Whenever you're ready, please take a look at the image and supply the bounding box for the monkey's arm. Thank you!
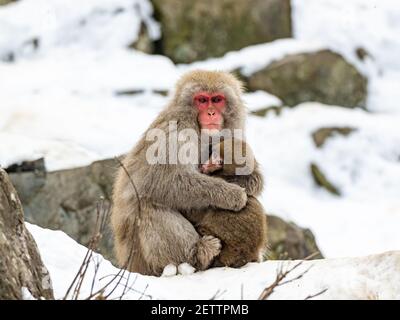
[221,163,264,196]
[143,165,247,212]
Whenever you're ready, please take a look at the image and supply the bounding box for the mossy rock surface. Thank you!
[0,169,54,300]
[151,0,292,63]
[312,127,356,148]
[266,215,323,260]
[0,0,17,5]
[310,163,341,196]
[248,50,368,108]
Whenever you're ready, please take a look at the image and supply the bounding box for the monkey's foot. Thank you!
[196,235,222,270]
[161,264,177,277]
[178,263,196,276]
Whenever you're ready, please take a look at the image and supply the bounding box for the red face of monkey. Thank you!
[194,92,226,131]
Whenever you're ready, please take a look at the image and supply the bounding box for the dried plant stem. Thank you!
[258,252,320,300]
[63,158,147,300]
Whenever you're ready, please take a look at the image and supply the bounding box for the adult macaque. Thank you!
[111,70,249,276]
[184,138,267,268]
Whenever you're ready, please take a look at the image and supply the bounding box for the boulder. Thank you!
[151,0,292,63]
[267,215,323,260]
[10,157,322,264]
[0,0,17,5]
[6,158,46,174]
[312,127,356,148]
[0,169,53,300]
[247,50,368,108]
[128,22,154,54]
[250,106,284,118]
[310,163,341,196]
[9,158,118,263]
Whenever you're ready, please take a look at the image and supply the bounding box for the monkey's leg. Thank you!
[140,207,221,275]
[191,235,222,271]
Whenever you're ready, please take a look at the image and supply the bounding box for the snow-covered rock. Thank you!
[0,0,160,61]
[247,50,367,108]
[28,223,400,300]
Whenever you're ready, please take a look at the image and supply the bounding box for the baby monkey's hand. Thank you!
[200,155,223,174]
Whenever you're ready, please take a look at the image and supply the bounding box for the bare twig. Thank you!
[258,252,319,300]
[90,256,101,297]
[138,284,150,300]
[63,200,108,300]
[210,289,227,300]
[62,158,147,300]
[304,288,328,300]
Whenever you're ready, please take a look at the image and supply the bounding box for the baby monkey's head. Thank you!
[200,138,255,176]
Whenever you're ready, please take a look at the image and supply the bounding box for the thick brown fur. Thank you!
[111,70,249,276]
[183,139,268,268]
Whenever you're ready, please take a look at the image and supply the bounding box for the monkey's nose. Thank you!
[208,110,215,116]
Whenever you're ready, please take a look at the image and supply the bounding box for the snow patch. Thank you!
[21,287,36,300]
[27,223,400,300]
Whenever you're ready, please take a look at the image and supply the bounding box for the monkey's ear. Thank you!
[228,71,247,93]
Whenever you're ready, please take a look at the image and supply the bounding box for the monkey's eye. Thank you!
[196,96,208,104]
[211,96,224,104]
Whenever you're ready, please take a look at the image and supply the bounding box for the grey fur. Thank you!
[111,70,248,276]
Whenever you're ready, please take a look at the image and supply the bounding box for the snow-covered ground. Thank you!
[27,223,400,300]
[1,0,400,266]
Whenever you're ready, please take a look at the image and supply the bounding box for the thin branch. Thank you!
[304,288,328,300]
[63,201,106,300]
[62,158,148,300]
[258,252,319,300]
[210,289,226,300]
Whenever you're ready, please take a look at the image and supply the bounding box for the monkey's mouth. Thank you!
[202,123,222,130]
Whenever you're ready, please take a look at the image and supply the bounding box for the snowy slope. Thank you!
[27,223,400,300]
[1,0,400,260]
[0,0,160,58]
[292,0,400,113]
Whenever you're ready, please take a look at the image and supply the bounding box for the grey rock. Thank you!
[151,0,292,63]
[0,169,54,300]
[9,158,120,263]
[0,0,17,6]
[310,163,341,196]
[267,215,323,260]
[247,50,368,108]
[5,157,46,174]
[312,127,356,148]
[128,22,154,54]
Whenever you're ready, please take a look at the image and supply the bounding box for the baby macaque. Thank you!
[184,138,268,268]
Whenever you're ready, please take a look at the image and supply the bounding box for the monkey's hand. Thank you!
[144,165,247,212]
[219,183,247,212]
[199,161,223,174]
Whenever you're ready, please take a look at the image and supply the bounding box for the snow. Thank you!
[242,91,282,112]
[161,264,178,277]
[27,223,400,300]
[250,103,400,257]
[292,0,400,113]
[292,0,400,73]
[0,0,400,286]
[0,0,160,60]
[181,38,325,76]
[177,263,196,276]
[21,287,37,300]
